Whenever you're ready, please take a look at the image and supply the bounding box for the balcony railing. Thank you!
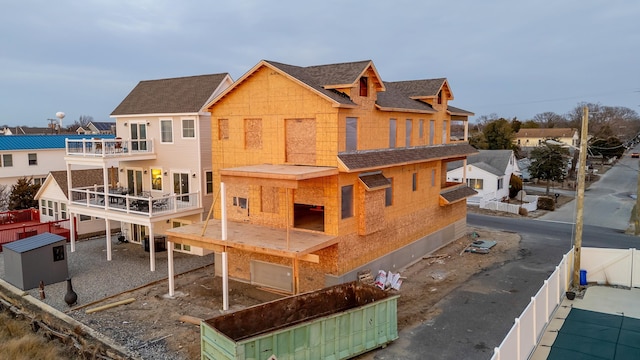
[66,138,154,157]
[69,185,199,217]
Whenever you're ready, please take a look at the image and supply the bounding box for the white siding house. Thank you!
[447,150,521,204]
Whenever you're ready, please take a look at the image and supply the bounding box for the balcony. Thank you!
[65,138,156,162]
[69,185,200,220]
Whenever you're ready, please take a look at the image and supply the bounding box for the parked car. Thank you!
[631,153,639,158]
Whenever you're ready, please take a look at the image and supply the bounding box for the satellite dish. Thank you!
[55,112,65,120]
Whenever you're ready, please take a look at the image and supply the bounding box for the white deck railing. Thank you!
[69,185,199,217]
[65,138,154,157]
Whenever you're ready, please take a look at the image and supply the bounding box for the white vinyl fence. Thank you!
[480,195,538,214]
[491,247,640,360]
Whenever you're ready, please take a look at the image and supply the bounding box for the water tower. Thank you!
[56,112,65,129]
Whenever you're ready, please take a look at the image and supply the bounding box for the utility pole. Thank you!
[636,158,640,235]
[573,106,588,286]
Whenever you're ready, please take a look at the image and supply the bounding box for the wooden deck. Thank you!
[166,219,338,263]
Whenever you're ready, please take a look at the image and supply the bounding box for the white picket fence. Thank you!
[480,195,539,214]
[491,247,640,360]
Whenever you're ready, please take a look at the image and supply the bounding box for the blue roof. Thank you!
[3,232,66,253]
[0,134,114,151]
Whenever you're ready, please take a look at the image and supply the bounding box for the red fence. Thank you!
[0,209,70,251]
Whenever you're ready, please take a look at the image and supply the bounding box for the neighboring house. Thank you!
[0,134,114,188]
[514,128,578,149]
[166,59,478,295]
[86,121,116,134]
[34,169,121,238]
[447,150,521,204]
[63,73,233,267]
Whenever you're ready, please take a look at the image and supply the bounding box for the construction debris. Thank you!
[463,240,497,255]
[374,270,403,291]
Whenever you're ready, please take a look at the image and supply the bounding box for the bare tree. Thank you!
[0,184,9,211]
[70,115,94,131]
[532,112,566,128]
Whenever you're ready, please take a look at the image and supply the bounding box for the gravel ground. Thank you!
[0,235,214,359]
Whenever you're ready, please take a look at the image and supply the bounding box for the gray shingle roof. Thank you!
[3,232,66,253]
[266,60,373,106]
[440,185,477,204]
[467,150,513,176]
[358,173,391,190]
[111,73,230,115]
[338,143,478,172]
[376,80,442,113]
[49,168,115,198]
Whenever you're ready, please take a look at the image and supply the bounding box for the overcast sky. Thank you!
[1,1,639,127]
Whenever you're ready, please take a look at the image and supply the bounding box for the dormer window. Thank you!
[360,77,368,97]
[437,90,443,104]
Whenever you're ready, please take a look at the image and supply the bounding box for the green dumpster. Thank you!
[201,282,399,360]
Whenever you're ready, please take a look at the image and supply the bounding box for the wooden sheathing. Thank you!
[357,185,386,235]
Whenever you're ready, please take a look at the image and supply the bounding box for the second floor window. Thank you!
[160,120,173,143]
[205,171,213,194]
[406,119,412,147]
[341,185,353,219]
[28,153,37,166]
[359,77,368,97]
[389,119,397,148]
[182,119,195,138]
[1,154,12,167]
[345,117,357,152]
[385,178,393,207]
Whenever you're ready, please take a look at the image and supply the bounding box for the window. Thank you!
[79,214,92,221]
[42,199,54,217]
[205,171,213,194]
[53,245,65,262]
[244,119,262,150]
[341,185,353,219]
[233,197,248,209]
[28,153,37,166]
[431,169,436,187]
[497,178,504,190]
[405,119,412,147]
[182,119,195,138]
[389,119,397,148]
[32,177,46,185]
[47,200,53,216]
[467,178,483,190]
[429,120,435,145]
[160,120,173,143]
[346,117,357,152]
[151,168,162,190]
[437,90,443,104]
[359,77,368,97]
[1,154,11,167]
[385,178,393,207]
[218,119,229,140]
[61,203,67,219]
[419,119,424,140]
[442,120,448,144]
[412,173,418,191]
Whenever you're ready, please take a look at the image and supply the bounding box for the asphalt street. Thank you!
[366,153,640,360]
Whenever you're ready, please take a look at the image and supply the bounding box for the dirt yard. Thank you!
[61,226,521,359]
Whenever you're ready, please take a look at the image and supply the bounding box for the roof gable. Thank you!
[111,73,231,116]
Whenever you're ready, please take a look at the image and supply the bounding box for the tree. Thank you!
[70,115,94,131]
[532,112,566,128]
[8,177,40,210]
[0,184,9,211]
[528,144,569,195]
[483,118,518,151]
[589,136,625,163]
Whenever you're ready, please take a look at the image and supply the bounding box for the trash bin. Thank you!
[579,269,587,285]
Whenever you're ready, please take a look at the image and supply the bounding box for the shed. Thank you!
[3,232,68,290]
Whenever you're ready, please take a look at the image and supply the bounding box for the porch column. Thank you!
[69,212,76,252]
[221,182,229,311]
[167,240,175,296]
[102,166,109,205]
[105,219,112,261]
[149,224,155,271]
